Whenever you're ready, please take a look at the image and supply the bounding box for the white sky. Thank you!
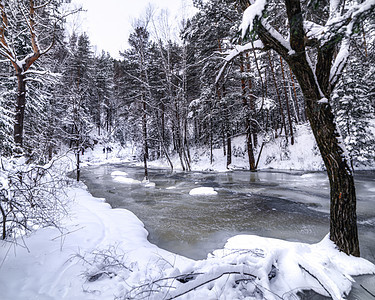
[69,0,197,59]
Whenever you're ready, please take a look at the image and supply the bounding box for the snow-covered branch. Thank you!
[329,37,350,87]
[215,40,264,84]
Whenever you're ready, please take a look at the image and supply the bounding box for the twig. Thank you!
[299,264,333,299]
[167,271,257,299]
[360,284,375,298]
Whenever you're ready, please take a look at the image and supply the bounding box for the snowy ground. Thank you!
[146,124,326,172]
[1,125,374,299]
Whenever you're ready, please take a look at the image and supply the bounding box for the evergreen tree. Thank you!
[0,0,72,154]
[333,30,375,168]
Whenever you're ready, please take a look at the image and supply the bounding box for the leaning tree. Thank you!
[224,0,375,256]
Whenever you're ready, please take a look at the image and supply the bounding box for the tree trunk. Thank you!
[142,96,149,179]
[288,57,360,257]
[279,56,294,145]
[238,0,360,256]
[267,51,287,138]
[14,71,27,151]
[143,152,148,180]
[76,150,80,182]
[226,133,232,168]
[241,53,256,170]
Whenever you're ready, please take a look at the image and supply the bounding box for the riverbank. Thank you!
[1,177,374,299]
[0,181,192,299]
[1,129,375,299]
[76,123,374,174]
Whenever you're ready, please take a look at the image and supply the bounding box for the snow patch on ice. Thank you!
[113,176,141,184]
[111,170,128,176]
[189,187,218,196]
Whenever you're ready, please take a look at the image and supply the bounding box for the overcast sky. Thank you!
[69,0,197,58]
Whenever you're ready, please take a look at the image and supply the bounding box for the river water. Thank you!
[80,164,375,259]
[80,164,375,298]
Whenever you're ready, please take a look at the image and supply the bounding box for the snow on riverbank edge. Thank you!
[0,183,191,300]
[1,181,373,299]
[1,142,374,299]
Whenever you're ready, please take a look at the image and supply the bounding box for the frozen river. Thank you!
[80,164,375,263]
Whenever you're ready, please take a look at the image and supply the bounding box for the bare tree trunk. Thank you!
[226,133,232,168]
[246,52,258,148]
[288,67,302,123]
[267,51,287,138]
[143,152,148,179]
[279,56,294,145]
[236,0,361,256]
[142,96,149,179]
[241,53,256,170]
[14,72,26,151]
[76,149,80,182]
[0,203,6,240]
[285,38,360,258]
[209,103,213,165]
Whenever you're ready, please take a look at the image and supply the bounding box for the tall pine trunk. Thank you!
[240,53,256,170]
[14,71,26,150]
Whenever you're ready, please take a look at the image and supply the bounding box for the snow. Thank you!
[330,37,350,86]
[144,124,325,172]
[0,184,191,300]
[1,182,373,300]
[110,171,128,176]
[113,176,141,184]
[125,234,375,299]
[240,0,267,38]
[1,130,374,299]
[216,40,264,84]
[304,21,325,41]
[142,178,156,188]
[189,187,218,196]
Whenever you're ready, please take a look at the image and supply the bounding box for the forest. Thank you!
[0,0,375,299]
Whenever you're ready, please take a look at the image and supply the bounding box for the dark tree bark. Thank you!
[14,72,27,149]
[237,0,363,256]
[267,51,287,137]
[142,96,149,179]
[240,53,256,170]
[279,56,294,145]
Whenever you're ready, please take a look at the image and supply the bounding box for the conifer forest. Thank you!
[0,1,375,299]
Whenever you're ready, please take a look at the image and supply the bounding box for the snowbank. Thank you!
[145,124,326,172]
[113,176,141,184]
[122,234,375,299]
[1,126,373,299]
[1,155,374,299]
[0,184,190,300]
[64,123,373,173]
[111,171,128,176]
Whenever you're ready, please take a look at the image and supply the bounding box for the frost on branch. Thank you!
[0,156,69,240]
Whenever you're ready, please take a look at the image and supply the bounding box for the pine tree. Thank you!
[333,32,375,168]
[0,0,73,154]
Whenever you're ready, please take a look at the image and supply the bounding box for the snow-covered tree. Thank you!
[0,0,73,154]
[231,0,375,256]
